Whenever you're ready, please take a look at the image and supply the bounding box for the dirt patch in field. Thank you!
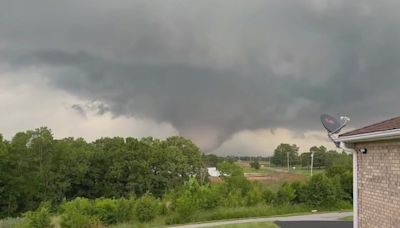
[244,172,306,184]
[209,172,306,185]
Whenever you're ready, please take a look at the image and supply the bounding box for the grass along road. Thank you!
[167,211,353,228]
[210,222,278,228]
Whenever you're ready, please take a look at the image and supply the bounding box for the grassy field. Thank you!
[210,222,278,228]
[229,161,326,191]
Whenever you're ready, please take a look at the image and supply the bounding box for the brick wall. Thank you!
[355,140,400,228]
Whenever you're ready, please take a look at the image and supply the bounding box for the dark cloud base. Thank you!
[2,0,400,150]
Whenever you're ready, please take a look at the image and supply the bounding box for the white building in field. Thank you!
[207,167,221,177]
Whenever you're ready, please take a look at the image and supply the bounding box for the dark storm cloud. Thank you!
[2,0,400,150]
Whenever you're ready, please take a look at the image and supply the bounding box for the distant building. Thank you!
[207,167,221,177]
[339,116,400,228]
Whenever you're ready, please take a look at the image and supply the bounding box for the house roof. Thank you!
[340,116,400,137]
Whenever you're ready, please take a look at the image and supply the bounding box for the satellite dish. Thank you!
[320,114,342,133]
[320,114,350,148]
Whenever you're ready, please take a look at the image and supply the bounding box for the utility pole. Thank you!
[287,151,290,171]
[310,152,314,176]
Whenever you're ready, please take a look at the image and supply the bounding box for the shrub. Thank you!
[222,189,244,207]
[217,161,243,177]
[92,198,117,225]
[245,184,263,206]
[306,173,338,207]
[340,171,353,201]
[134,194,158,222]
[175,194,196,221]
[274,183,295,205]
[23,204,53,228]
[262,188,275,205]
[197,185,220,210]
[115,197,135,223]
[291,182,308,204]
[60,198,99,228]
[250,161,261,170]
[174,178,201,219]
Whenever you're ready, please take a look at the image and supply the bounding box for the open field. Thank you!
[210,161,326,191]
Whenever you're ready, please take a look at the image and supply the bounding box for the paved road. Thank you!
[276,221,352,228]
[167,211,353,228]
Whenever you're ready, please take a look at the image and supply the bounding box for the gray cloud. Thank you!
[2,0,400,151]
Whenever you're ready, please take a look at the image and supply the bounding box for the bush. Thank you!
[197,185,220,210]
[22,204,53,228]
[174,178,201,219]
[274,183,295,205]
[245,184,263,206]
[306,173,338,207]
[291,182,308,204]
[222,189,244,207]
[115,197,135,223]
[134,194,159,222]
[92,198,117,225]
[60,198,99,228]
[262,188,275,205]
[250,161,261,170]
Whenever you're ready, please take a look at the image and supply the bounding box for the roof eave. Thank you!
[338,128,400,143]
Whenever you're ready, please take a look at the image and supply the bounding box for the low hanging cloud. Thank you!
[2,0,400,151]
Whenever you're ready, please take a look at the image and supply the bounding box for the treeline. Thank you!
[0,127,206,218]
[271,144,352,169]
[202,155,269,167]
[19,161,352,228]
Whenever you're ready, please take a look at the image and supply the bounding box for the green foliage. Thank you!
[173,178,220,220]
[22,204,53,228]
[249,161,261,170]
[274,183,295,205]
[115,198,136,223]
[92,198,118,225]
[0,127,354,226]
[166,204,312,225]
[134,194,159,223]
[271,144,299,167]
[262,188,275,205]
[0,128,205,218]
[60,198,98,228]
[58,197,137,227]
[217,161,243,177]
[202,154,223,167]
[290,182,308,204]
[245,184,263,206]
[222,189,245,207]
[306,174,339,207]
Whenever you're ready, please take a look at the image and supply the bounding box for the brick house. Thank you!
[338,116,400,228]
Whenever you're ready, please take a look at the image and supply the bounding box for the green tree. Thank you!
[271,144,299,167]
[250,160,261,170]
[309,146,327,168]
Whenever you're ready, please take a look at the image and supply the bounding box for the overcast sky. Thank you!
[1,0,400,156]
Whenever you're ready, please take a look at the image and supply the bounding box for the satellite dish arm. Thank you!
[327,116,350,148]
[328,132,340,148]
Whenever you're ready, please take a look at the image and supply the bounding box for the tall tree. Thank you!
[271,144,299,167]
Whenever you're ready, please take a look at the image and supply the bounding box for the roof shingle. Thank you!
[339,116,400,137]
